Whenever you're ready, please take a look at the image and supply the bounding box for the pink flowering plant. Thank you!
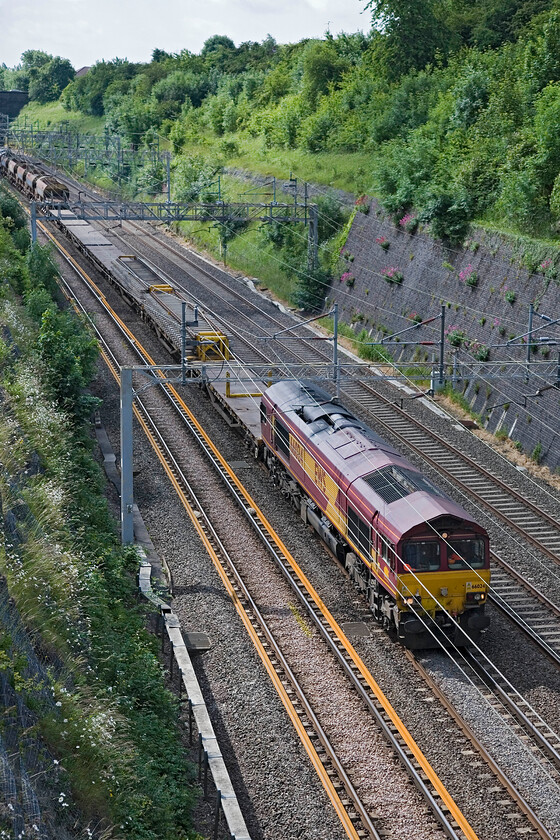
[459,264,478,287]
[469,341,490,361]
[382,265,404,284]
[445,326,466,347]
[375,236,390,250]
[340,271,355,287]
[399,213,418,233]
[539,258,557,279]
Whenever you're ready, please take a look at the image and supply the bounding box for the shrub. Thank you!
[472,343,490,361]
[420,192,471,243]
[356,195,370,214]
[495,428,508,441]
[447,329,466,347]
[399,212,418,233]
[505,289,517,303]
[531,441,543,464]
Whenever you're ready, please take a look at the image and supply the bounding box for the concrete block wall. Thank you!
[328,199,560,470]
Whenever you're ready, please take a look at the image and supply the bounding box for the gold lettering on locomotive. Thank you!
[290,436,305,467]
[313,461,327,496]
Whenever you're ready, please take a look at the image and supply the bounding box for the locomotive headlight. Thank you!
[405,597,414,605]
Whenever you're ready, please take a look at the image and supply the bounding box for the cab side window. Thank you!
[381,536,396,570]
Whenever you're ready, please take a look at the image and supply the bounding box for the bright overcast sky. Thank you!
[0,0,369,69]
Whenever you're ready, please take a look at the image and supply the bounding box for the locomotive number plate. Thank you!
[466,581,486,591]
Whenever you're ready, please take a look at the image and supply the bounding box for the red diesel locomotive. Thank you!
[261,380,490,649]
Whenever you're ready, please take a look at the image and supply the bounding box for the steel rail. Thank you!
[43,217,377,840]
[406,651,555,840]
[37,216,481,840]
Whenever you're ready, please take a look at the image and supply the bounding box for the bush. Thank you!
[420,192,472,243]
[292,264,329,312]
[459,264,478,286]
[447,329,466,347]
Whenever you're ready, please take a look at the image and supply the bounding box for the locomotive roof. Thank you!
[264,380,480,538]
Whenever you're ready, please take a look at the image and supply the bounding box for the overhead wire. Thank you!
[208,344,560,741]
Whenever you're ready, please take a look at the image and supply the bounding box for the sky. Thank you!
[0,0,369,69]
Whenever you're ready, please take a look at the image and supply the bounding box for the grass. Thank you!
[12,101,105,134]
[179,216,298,301]
[184,131,374,195]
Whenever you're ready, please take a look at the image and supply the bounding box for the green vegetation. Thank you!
[1,49,75,103]
[0,188,197,838]
[7,2,560,246]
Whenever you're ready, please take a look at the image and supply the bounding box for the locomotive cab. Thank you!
[395,522,490,649]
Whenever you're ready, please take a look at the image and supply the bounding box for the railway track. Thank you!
[108,225,560,674]
[41,218,480,840]
[409,651,556,840]
[56,205,560,685]
[460,647,560,779]
[27,192,560,836]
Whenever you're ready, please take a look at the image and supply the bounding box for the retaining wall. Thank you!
[329,200,560,470]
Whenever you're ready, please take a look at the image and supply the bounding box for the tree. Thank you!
[301,40,349,109]
[364,0,452,77]
[152,48,171,63]
[28,56,75,103]
[21,49,51,69]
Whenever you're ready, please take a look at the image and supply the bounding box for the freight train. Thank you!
[0,148,69,202]
[0,149,491,649]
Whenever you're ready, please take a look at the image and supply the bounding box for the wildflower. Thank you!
[459,264,478,286]
[381,266,404,284]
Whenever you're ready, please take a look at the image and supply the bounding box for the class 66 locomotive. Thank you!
[0,147,70,203]
[260,380,491,650]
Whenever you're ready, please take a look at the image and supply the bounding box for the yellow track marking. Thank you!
[37,220,361,839]
[40,217,480,840]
